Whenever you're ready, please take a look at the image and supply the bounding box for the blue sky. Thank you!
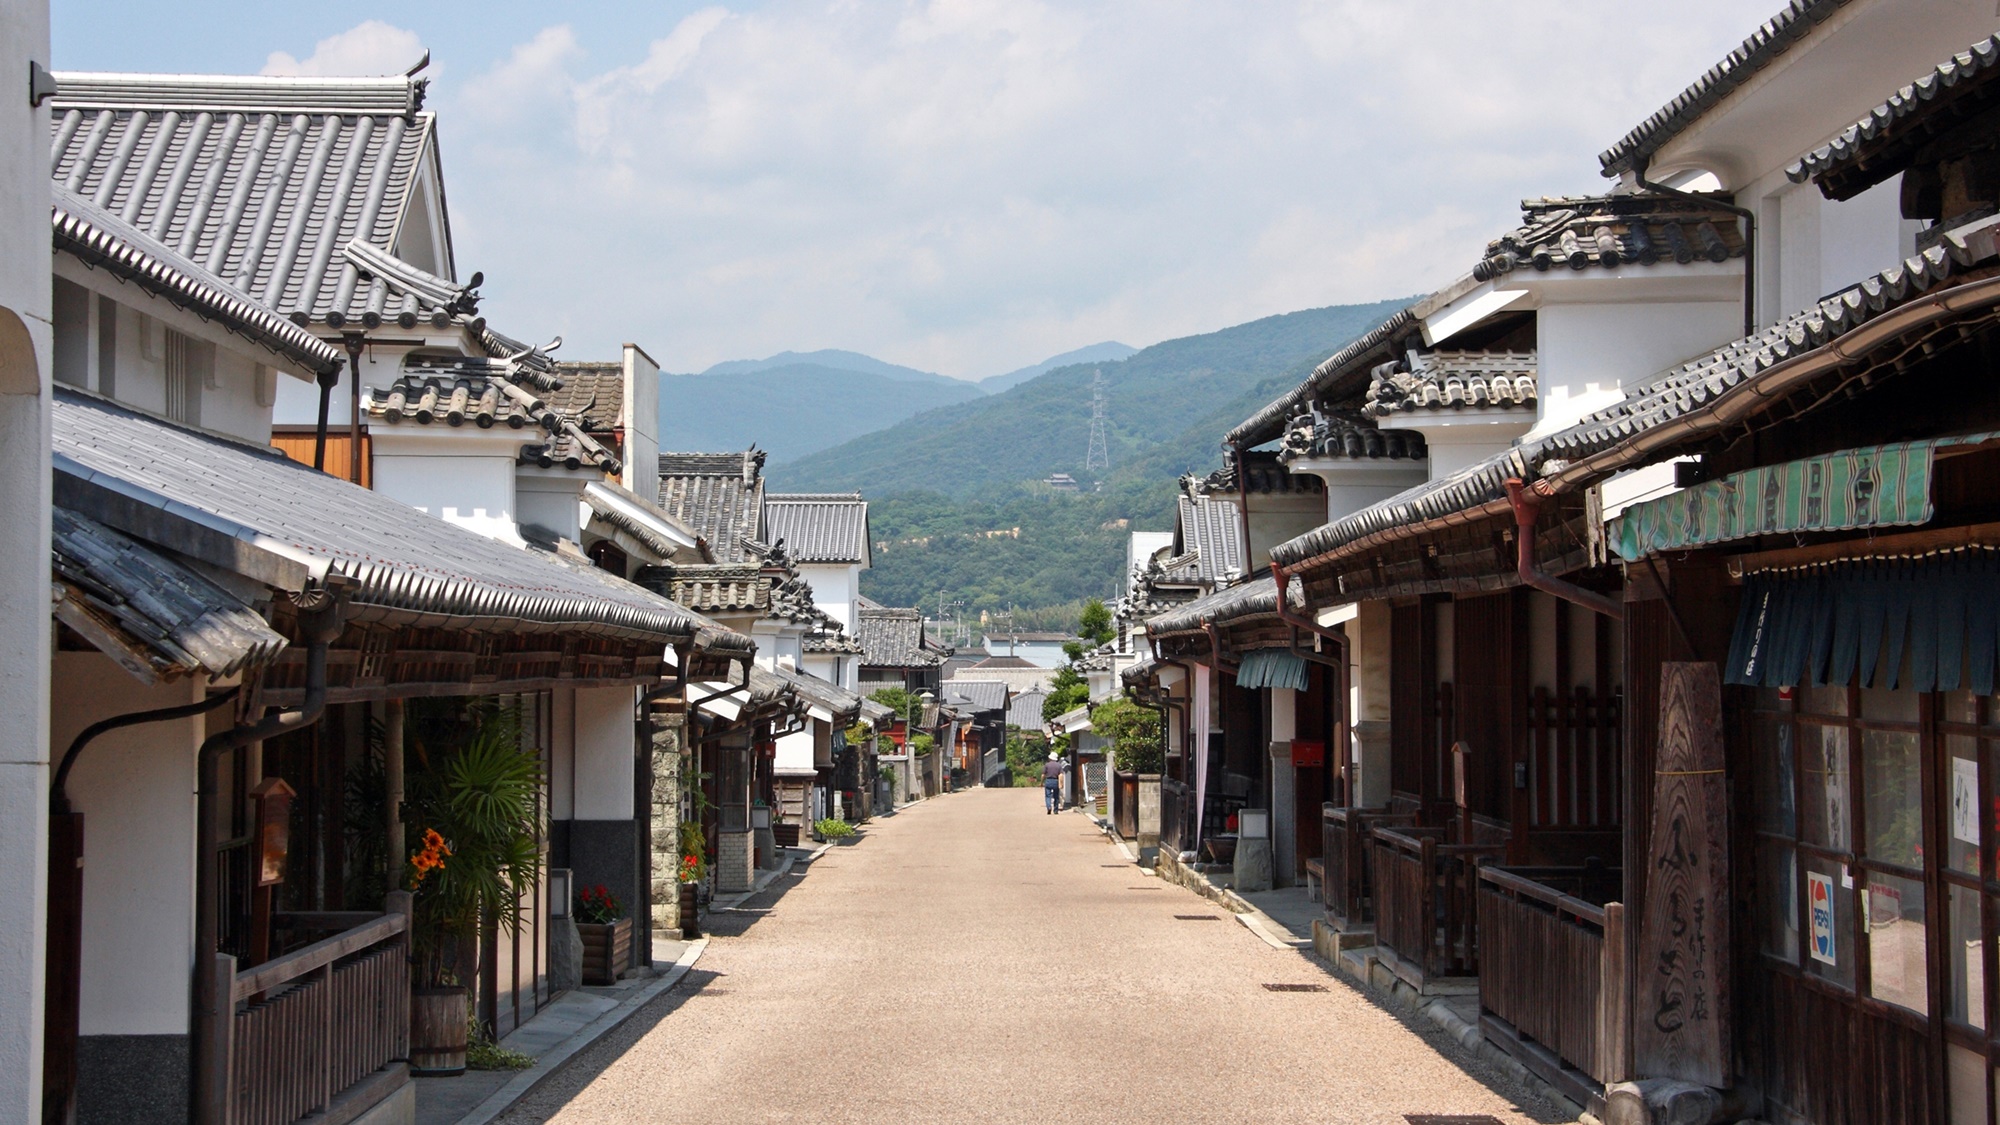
[54,2,1777,380]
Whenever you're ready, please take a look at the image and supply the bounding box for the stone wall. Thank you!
[648,719,682,934]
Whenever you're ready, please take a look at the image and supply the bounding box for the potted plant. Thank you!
[573,883,632,985]
[404,705,544,1076]
[676,847,703,940]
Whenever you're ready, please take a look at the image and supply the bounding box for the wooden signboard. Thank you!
[1634,662,1731,1088]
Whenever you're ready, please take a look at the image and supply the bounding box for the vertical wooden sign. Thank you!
[1635,662,1731,1088]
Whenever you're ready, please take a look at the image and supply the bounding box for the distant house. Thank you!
[955,654,1050,694]
[1043,472,1080,491]
[940,679,1010,784]
[856,597,949,695]
[979,631,1079,669]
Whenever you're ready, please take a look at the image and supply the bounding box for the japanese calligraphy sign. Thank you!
[1635,662,1731,1088]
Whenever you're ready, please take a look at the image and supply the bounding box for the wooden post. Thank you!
[200,951,236,1125]
[1633,662,1729,1087]
[1599,900,1629,1084]
[384,699,404,876]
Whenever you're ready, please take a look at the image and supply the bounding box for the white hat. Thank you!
[1047,751,1058,760]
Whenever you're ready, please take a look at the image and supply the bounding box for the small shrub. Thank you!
[815,817,856,839]
[466,1016,534,1071]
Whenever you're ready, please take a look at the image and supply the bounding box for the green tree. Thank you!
[1079,597,1114,645]
[1042,662,1089,725]
[1090,698,1162,773]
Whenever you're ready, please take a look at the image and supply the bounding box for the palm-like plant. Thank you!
[404,705,544,990]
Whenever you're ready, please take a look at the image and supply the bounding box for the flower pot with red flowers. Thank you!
[676,851,704,940]
[574,884,632,985]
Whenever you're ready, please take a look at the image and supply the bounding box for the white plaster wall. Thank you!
[1288,461,1429,523]
[1533,300,1742,435]
[774,729,815,774]
[571,686,635,821]
[50,655,202,1035]
[371,432,524,545]
[1246,493,1323,572]
[1,1,54,1112]
[797,563,860,634]
[516,472,584,543]
[1351,603,1393,808]
[622,345,659,504]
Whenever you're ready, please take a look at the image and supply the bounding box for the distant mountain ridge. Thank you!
[767,298,1412,497]
[979,341,1137,392]
[699,349,965,389]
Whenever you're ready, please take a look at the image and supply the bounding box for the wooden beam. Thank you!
[1725,519,2000,579]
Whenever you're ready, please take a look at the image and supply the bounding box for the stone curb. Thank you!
[450,937,709,1125]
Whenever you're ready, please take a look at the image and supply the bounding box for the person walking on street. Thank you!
[1042,752,1063,814]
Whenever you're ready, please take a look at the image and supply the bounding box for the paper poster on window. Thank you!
[1808,870,1837,966]
[1954,757,1981,845]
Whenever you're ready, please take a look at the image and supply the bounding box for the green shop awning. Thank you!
[1611,434,1997,562]
[1235,649,1309,692]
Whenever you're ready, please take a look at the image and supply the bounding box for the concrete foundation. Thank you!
[1233,835,1273,893]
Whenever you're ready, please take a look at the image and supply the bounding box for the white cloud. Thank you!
[334,2,1773,377]
[262,20,426,77]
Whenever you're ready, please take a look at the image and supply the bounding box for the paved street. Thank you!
[499,789,1572,1125]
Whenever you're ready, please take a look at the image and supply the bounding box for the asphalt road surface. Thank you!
[500,788,1573,1125]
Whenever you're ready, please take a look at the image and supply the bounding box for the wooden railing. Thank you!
[1113,771,1139,839]
[214,909,410,1125]
[1370,826,1502,979]
[1477,865,1626,1095]
[1321,805,1415,927]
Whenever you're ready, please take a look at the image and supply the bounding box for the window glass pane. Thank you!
[1942,690,1981,726]
[1801,725,1851,852]
[1802,685,1849,716]
[1803,855,1856,990]
[1948,735,1983,877]
[1950,884,1986,1031]
[1760,844,1800,963]
[1865,870,1927,1014]
[1754,718,1797,835]
[1861,686,1919,723]
[1863,728,1922,867]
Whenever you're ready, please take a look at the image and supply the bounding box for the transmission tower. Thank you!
[1085,370,1111,473]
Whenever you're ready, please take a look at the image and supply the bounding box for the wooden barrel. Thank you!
[410,987,468,1076]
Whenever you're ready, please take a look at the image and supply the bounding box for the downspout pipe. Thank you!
[1634,159,1756,339]
[1503,478,1624,621]
[52,686,241,814]
[310,362,342,471]
[193,593,345,1119]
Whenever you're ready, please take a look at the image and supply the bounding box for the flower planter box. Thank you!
[772,823,801,848]
[679,882,701,940]
[577,916,633,985]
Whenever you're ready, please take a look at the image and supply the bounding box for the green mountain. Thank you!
[837,298,1415,615]
[656,364,985,463]
[979,341,1136,393]
[766,298,1410,497]
[699,349,971,390]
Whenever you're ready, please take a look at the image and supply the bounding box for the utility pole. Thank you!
[1085,370,1111,476]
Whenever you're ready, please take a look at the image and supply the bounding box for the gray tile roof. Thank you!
[762,493,869,565]
[1175,491,1244,584]
[1269,229,2000,575]
[582,480,702,561]
[1365,351,1537,418]
[769,663,862,718]
[942,679,1009,714]
[857,604,945,668]
[1226,308,1420,447]
[1279,408,1429,461]
[52,387,751,653]
[1472,194,1744,281]
[52,505,287,681]
[657,450,766,564]
[1787,34,2000,201]
[48,72,475,331]
[1007,690,1047,729]
[366,353,620,474]
[1146,574,1303,637]
[1596,0,1853,177]
[52,184,344,377]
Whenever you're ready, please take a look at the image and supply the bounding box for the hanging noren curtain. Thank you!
[1726,550,2000,694]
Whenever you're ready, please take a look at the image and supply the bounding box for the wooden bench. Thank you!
[1304,858,1325,903]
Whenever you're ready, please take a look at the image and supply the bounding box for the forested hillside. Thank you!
[657,363,984,463]
[767,299,1408,497]
[845,298,1412,615]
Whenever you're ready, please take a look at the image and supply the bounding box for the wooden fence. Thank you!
[1370,825,1501,979]
[214,911,409,1125]
[1476,865,1626,1101]
[1321,805,1415,927]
